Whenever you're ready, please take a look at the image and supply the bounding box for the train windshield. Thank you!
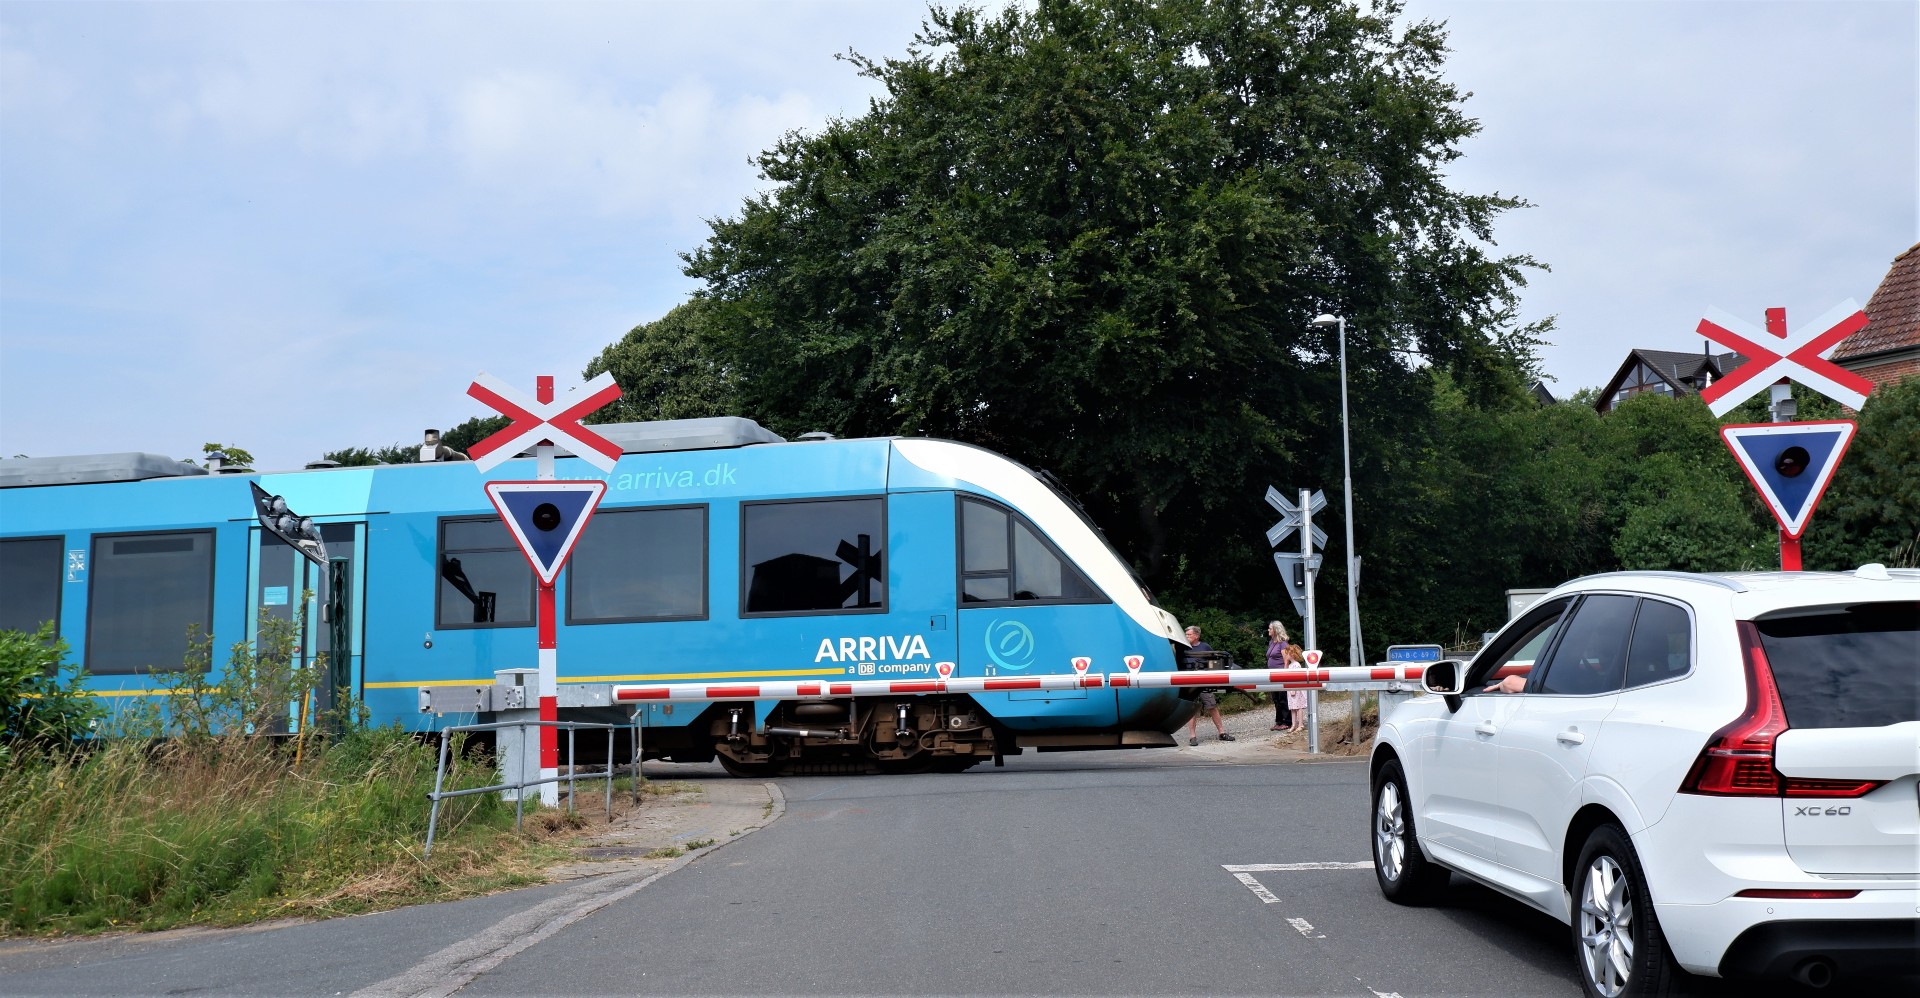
[1034,468,1162,608]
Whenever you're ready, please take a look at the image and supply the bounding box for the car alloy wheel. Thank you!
[1376,778,1408,882]
[1371,759,1448,904]
[1578,853,1635,996]
[1571,824,1675,997]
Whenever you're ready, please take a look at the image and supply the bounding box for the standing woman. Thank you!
[1267,621,1292,732]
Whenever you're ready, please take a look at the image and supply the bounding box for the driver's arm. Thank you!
[1483,673,1527,694]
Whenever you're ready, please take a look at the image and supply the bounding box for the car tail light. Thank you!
[1780,777,1885,798]
[1680,621,1886,798]
[1734,889,1861,900]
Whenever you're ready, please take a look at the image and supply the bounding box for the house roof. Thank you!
[1632,348,1747,386]
[1834,241,1920,361]
[1594,347,1748,411]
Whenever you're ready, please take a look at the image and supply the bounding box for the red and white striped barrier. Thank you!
[612,672,1103,703]
[1106,662,1524,690]
[609,661,1517,704]
[1106,665,1437,689]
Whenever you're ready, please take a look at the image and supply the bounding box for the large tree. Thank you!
[674,0,1545,605]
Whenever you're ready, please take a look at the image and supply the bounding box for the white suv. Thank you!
[1368,567,1918,996]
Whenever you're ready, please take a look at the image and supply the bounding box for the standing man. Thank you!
[1184,625,1235,746]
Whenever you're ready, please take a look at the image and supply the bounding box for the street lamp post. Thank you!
[1313,314,1364,735]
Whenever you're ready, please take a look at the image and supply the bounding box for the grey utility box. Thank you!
[493,668,541,802]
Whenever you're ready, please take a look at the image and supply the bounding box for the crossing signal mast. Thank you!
[1266,485,1327,753]
[468,371,623,807]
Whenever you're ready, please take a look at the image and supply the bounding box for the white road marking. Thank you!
[1286,916,1326,939]
[1231,872,1282,904]
[1370,991,1404,998]
[1223,862,1371,872]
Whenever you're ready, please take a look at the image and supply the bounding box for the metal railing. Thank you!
[424,719,643,858]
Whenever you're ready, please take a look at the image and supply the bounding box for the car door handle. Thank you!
[1557,729,1585,745]
[1475,722,1498,736]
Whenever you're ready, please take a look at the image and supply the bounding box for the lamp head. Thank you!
[1312,314,1341,329]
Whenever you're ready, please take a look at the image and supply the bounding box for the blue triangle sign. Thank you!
[1720,421,1856,539]
[484,480,607,583]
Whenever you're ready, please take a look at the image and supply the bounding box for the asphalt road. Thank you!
[0,750,1764,997]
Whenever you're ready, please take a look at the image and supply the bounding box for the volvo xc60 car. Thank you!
[1368,567,1918,996]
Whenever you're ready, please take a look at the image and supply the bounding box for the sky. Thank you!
[1,1,1914,472]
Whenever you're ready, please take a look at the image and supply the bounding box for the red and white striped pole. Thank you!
[533,377,560,806]
[537,579,558,802]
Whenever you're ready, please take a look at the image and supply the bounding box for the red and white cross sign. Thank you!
[1697,302,1872,416]
[466,372,624,473]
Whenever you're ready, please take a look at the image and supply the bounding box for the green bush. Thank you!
[0,623,104,757]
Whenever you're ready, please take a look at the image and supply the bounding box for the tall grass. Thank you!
[0,727,538,934]
[0,725,545,936]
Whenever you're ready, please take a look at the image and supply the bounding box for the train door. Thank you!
[249,522,364,729]
[881,491,959,674]
[953,495,1118,730]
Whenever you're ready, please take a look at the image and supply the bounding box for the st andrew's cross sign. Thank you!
[1696,303,1873,569]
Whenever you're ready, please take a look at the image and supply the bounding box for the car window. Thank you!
[1756,600,1919,729]
[1622,598,1691,689]
[1535,594,1636,695]
[1466,597,1572,693]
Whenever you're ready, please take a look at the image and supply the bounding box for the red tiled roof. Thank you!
[1833,242,1920,360]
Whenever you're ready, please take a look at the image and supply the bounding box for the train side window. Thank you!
[568,505,708,624]
[0,536,64,646]
[740,497,885,615]
[958,497,1099,604]
[436,517,534,629]
[86,530,214,674]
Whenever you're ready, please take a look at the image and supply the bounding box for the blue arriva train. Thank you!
[0,418,1193,773]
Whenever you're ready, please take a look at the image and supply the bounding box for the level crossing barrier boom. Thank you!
[609,663,1454,705]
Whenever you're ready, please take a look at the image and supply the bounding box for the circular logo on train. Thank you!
[984,619,1036,672]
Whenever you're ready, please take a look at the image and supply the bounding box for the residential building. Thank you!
[1832,241,1920,391]
[1593,348,1746,413]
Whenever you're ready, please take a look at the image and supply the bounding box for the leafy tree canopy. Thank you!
[584,300,742,424]
[199,442,255,469]
[672,0,1546,595]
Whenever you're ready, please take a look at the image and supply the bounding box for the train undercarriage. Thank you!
[700,696,1009,776]
[638,693,1191,776]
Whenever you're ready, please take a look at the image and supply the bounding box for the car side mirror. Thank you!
[1422,660,1468,712]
